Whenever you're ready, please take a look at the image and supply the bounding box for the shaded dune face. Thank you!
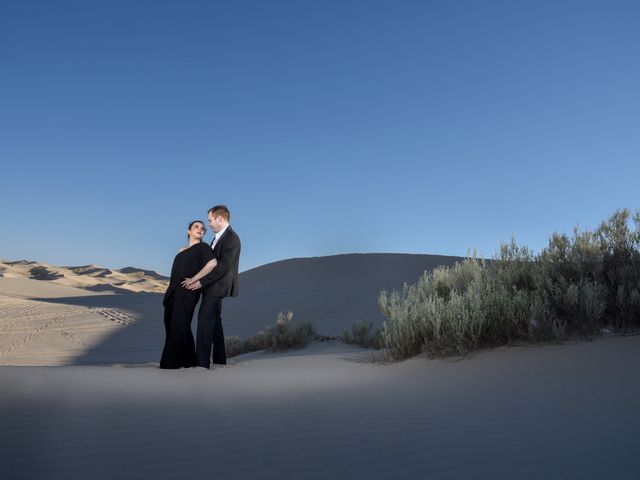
[224,253,466,338]
[66,266,114,277]
[117,267,168,281]
[29,266,63,280]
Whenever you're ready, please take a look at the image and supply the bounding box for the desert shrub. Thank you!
[537,209,640,331]
[225,312,315,357]
[262,311,316,352]
[225,336,245,358]
[594,209,640,328]
[380,257,493,358]
[379,208,640,361]
[225,334,265,358]
[243,330,267,352]
[341,321,382,348]
[486,239,566,342]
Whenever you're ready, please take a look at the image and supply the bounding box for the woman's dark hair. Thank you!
[187,220,205,241]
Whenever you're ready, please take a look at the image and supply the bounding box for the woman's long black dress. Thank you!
[161,242,215,369]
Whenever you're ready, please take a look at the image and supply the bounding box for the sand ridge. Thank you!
[0,259,168,293]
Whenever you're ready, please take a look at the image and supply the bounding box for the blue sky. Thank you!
[1,0,639,276]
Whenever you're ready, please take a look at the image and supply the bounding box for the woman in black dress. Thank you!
[161,220,217,369]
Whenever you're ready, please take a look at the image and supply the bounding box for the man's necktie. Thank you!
[210,236,216,247]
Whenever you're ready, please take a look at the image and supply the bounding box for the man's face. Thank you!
[208,212,223,233]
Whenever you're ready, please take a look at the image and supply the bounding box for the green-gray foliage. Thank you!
[341,321,382,348]
[225,334,267,358]
[263,311,317,351]
[226,311,317,357]
[379,208,640,361]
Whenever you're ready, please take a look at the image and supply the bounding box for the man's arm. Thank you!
[200,234,240,288]
[180,258,217,288]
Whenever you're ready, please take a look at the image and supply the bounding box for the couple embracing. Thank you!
[160,205,241,370]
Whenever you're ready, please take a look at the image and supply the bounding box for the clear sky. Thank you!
[1,0,639,276]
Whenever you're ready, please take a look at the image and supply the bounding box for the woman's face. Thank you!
[189,222,206,240]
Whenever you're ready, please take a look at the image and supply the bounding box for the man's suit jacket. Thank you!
[200,226,240,298]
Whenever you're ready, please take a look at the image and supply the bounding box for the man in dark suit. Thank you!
[182,205,240,368]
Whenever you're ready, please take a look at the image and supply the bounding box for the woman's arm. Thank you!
[181,259,217,287]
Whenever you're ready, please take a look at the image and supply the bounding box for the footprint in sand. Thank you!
[0,302,40,321]
[0,315,62,355]
[89,307,135,327]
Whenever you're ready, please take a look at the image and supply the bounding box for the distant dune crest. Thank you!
[0,259,168,293]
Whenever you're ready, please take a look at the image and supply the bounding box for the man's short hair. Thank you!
[208,205,230,222]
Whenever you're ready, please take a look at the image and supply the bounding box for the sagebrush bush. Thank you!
[225,336,246,358]
[225,335,265,358]
[379,208,640,361]
[380,257,494,358]
[225,311,316,357]
[263,311,317,351]
[341,321,382,348]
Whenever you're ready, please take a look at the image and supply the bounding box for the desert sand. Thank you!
[1,256,639,479]
[2,337,639,479]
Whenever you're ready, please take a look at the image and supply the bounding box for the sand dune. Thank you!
[224,253,464,337]
[0,254,638,478]
[0,259,168,293]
